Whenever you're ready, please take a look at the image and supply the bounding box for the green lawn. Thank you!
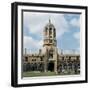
[22,71,80,77]
[22,71,57,77]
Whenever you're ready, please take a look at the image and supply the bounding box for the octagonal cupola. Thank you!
[43,19,57,47]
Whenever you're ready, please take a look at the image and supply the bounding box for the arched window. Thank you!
[49,49,53,59]
[49,27,52,30]
[49,29,52,35]
[50,40,52,43]
[25,57,28,62]
[53,28,56,37]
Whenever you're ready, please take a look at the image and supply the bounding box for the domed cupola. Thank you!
[45,19,55,29]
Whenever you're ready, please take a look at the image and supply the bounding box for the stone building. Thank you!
[23,19,80,74]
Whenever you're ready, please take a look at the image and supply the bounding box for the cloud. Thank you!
[70,18,80,28]
[73,32,80,51]
[61,50,79,54]
[24,36,43,53]
[73,32,80,41]
[23,12,48,36]
[23,12,80,53]
[70,17,80,51]
[23,12,69,39]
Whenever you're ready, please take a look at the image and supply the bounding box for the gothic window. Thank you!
[50,36,52,38]
[40,57,43,61]
[49,53,53,58]
[49,27,52,30]
[25,57,28,62]
[53,29,56,37]
[49,50,53,59]
[49,29,52,35]
[50,40,52,43]
[32,59,36,61]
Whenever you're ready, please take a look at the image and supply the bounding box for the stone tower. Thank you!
[43,19,57,47]
[43,19,58,73]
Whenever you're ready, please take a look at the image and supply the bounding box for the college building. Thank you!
[23,19,80,74]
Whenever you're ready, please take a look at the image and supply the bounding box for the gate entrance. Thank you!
[48,62,54,72]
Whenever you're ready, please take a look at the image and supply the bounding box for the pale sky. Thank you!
[23,11,80,54]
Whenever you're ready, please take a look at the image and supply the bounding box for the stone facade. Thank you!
[23,19,80,74]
